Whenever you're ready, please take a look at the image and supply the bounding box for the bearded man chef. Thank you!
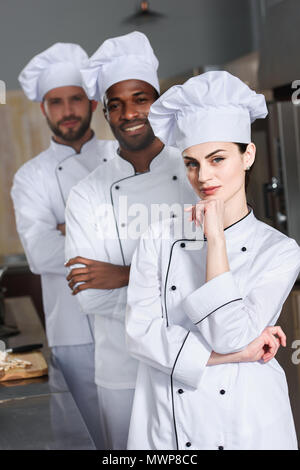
[64,32,286,450]
[10,43,115,449]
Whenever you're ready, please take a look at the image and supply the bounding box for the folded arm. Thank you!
[184,244,300,355]
[126,229,285,390]
[65,183,129,317]
[11,166,67,276]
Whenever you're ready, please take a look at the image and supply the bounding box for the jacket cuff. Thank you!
[172,332,211,389]
[184,271,242,325]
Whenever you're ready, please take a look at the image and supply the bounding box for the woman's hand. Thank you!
[241,325,285,363]
[186,200,229,282]
[208,326,285,366]
[185,199,225,241]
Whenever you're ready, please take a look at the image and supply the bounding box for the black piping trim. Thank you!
[55,152,96,341]
[164,238,203,451]
[55,153,78,206]
[164,238,202,326]
[54,132,99,205]
[224,207,251,232]
[108,145,180,265]
[109,170,151,266]
[170,332,190,451]
[194,298,243,325]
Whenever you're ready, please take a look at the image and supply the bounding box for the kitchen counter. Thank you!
[0,297,95,450]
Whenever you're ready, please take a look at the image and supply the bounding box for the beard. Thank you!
[46,103,93,142]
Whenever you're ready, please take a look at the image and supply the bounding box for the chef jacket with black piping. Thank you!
[65,145,197,389]
[126,209,300,450]
[11,136,117,347]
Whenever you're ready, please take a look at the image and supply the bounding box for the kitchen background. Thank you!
[1,0,300,446]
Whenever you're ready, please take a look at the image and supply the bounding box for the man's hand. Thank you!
[57,223,66,236]
[208,326,286,366]
[65,256,130,295]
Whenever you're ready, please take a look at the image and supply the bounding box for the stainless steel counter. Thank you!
[0,297,95,450]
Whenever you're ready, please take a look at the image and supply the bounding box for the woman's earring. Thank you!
[246,166,251,171]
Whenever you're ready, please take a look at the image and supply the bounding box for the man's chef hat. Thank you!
[81,31,160,102]
[148,71,268,152]
[18,43,89,102]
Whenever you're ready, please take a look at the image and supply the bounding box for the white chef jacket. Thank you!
[11,135,117,347]
[126,209,300,450]
[65,145,197,388]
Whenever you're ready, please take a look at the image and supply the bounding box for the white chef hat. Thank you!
[81,31,160,102]
[18,43,89,102]
[148,71,268,152]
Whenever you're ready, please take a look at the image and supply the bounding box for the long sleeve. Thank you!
[126,228,212,390]
[183,238,300,354]
[65,182,126,318]
[11,163,67,276]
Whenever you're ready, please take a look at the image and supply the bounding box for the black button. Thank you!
[220,389,226,395]
[180,242,186,248]
[172,176,178,180]
[241,247,247,252]
[218,446,224,450]
[186,442,191,447]
[103,158,107,162]
[171,285,177,291]
[115,185,120,190]
[58,166,62,170]
[178,389,184,394]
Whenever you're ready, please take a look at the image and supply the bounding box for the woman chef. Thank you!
[125,71,300,450]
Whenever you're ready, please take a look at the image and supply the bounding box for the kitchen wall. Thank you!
[0,0,255,90]
[0,0,257,256]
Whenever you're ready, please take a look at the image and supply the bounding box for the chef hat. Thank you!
[18,43,89,102]
[81,31,160,102]
[148,71,268,152]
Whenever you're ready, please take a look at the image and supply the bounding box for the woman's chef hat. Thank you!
[18,43,88,102]
[81,31,160,102]
[148,71,268,152]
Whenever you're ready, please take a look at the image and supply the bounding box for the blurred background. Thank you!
[1,0,300,446]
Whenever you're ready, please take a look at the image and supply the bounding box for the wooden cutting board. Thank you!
[0,351,48,382]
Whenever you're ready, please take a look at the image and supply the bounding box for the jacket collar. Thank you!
[50,132,97,161]
[114,145,170,176]
[223,206,256,242]
[171,205,256,244]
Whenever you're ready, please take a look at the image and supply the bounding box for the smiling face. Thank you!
[103,79,158,152]
[182,142,256,205]
[41,86,96,142]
